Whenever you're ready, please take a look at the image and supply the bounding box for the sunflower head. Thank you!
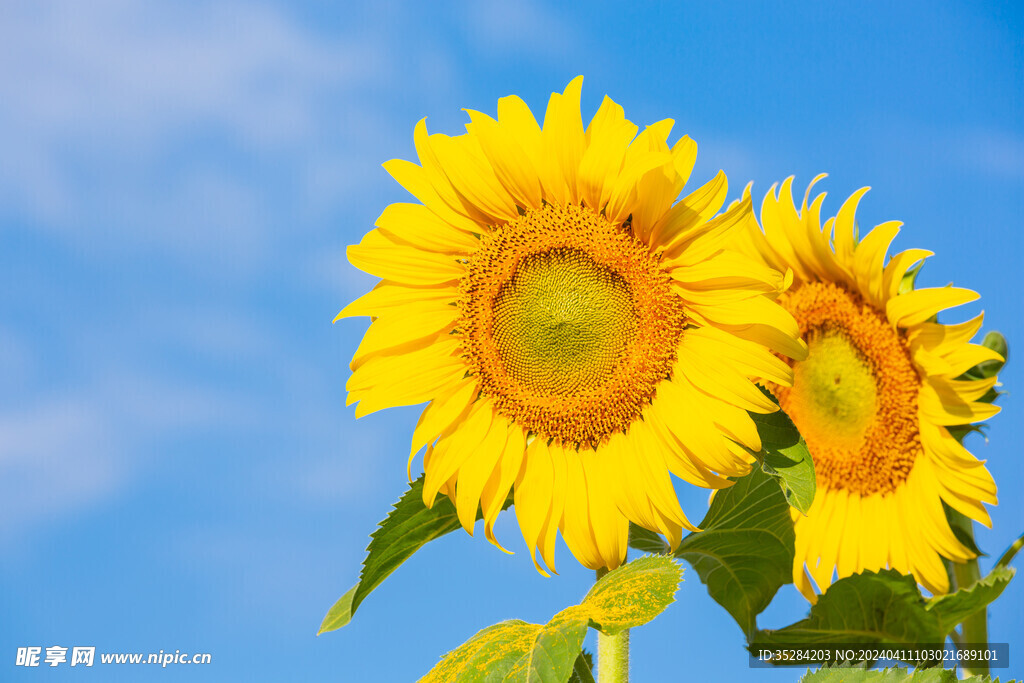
[338,78,805,574]
[741,176,1001,599]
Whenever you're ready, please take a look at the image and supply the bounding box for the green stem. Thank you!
[596,567,629,683]
[953,555,988,676]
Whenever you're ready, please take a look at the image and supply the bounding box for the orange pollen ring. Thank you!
[772,281,922,496]
[457,203,686,448]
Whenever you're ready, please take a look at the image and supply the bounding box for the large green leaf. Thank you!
[756,566,1018,667]
[420,557,682,683]
[418,615,588,683]
[319,476,512,635]
[626,468,794,637]
[927,565,1015,636]
[753,570,941,649]
[749,387,816,514]
[801,667,998,683]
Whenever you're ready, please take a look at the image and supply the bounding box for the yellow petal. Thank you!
[347,341,466,417]
[347,242,465,285]
[831,186,871,264]
[428,133,520,223]
[514,437,556,575]
[560,452,604,569]
[375,202,481,252]
[335,281,454,321]
[464,109,543,210]
[537,441,569,573]
[577,95,637,211]
[649,170,727,249]
[423,400,494,507]
[852,221,901,306]
[350,301,459,369]
[918,379,1001,426]
[408,376,478,473]
[886,286,980,328]
[382,156,480,233]
[539,76,585,205]
[455,414,510,533]
[480,426,527,552]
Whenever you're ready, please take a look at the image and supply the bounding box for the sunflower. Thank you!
[740,175,1001,598]
[337,77,806,574]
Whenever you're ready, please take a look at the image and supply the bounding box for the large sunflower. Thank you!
[338,77,806,573]
[740,176,1001,598]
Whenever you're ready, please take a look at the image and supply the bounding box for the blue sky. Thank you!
[2,0,1022,680]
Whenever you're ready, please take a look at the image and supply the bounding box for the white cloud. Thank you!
[0,0,378,150]
[0,398,123,545]
[460,0,577,57]
[0,332,271,546]
[957,128,1024,180]
[0,0,394,266]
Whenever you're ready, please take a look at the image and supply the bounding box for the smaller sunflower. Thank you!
[739,176,1001,599]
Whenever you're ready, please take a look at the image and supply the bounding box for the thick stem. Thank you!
[596,567,629,683]
[953,555,989,676]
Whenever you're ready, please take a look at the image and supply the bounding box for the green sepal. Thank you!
[962,331,1007,382]
[898,259,926,295]
[943,501,984,557]
[949,330,1007,443]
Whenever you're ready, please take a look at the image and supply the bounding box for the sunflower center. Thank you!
[793,328,877,449]
[772,281,921,496]
[492,248,637,395]
[459,203,685,448]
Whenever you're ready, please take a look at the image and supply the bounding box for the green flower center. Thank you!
[492,248,637,396]
[793,326,878,447]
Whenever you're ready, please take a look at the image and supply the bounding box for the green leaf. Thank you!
[671,468,795,637]
[581,556,683,635]
[927,565,1015,636]
[627,523,670,555]
[995,531,1024,569]
[318,476,513,635]
[801,666,996,683]
[419,615,588,683]
[567,651,594,683]
[317,585,356,636]
[749,387,816,514]
[420,557,682,683]
[753,570,942,651]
